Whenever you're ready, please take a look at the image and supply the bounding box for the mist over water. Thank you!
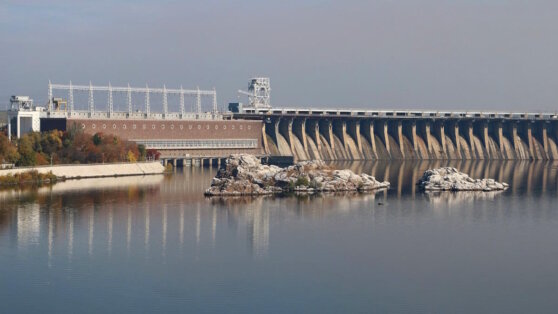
[1,161,558,313]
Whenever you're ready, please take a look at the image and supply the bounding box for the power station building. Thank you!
[6,82,265,160]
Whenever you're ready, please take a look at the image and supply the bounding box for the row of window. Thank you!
[132,139,258,149]
[81,123,253,131]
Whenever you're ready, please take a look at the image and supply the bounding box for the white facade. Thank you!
[7,96,42,139]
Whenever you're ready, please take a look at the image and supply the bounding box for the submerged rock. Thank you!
[417,167,509,191]
[205,154,390,196]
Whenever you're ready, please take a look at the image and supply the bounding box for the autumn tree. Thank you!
[1,129,155,166]
[16,135,36,166]
[0,133,19,163]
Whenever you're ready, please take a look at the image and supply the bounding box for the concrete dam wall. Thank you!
[259,116,558,161]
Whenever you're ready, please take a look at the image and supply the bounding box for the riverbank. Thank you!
[0,161,165,181]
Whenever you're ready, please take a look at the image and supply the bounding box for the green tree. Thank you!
[40,130,63,155]
[138,144,146,161]
[92,133,103,146]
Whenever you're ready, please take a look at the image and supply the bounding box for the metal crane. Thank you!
[237,77,271,109]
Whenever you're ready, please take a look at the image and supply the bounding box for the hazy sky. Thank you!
[1,0,557,112]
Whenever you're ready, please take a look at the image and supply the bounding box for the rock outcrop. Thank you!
[417,167,509,191]
[205,154,390,196]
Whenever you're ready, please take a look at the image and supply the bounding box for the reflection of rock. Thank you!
[205,154,390,196]
[425,190,505,204]
[418,167,509,191]
[209,195,272,205]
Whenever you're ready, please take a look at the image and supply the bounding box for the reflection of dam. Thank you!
[237,110,558,161]
[17,204,40,248]
[4,197,273,264]
[247,205,270,257]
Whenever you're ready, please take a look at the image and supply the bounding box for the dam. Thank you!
[6,78,558,162]
[234,108,558,161]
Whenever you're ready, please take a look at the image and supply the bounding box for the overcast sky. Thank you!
[1,0,557,112]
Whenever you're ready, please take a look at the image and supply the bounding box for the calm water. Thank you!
[1,161,558,313]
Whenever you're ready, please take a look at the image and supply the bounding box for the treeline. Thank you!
[0,129,159,167]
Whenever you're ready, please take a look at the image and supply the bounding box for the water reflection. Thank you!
[424,190,505,205]
[16,204,40,249]
[68,209,74,261]
[88,209,94,256]
[334,160,558,196]
[162,204,167,258]
[0,161,557,268]
[249,205,269,258]
[48,211,53,267]
[127,205,132,254]
[108,206,113,256]
[144,203,150,254]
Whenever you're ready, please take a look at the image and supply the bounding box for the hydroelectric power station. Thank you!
[6,78,558,164]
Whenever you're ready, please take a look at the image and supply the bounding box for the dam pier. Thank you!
[235,108,558,161]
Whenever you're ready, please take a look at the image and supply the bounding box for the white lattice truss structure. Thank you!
[238,77,271,109]
[48,81,219,120]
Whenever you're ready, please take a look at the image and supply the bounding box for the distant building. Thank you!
[7,96,43,140]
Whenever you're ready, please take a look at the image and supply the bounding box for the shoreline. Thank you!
[0,161,165,185]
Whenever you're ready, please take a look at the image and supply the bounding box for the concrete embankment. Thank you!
[0,162,165,179]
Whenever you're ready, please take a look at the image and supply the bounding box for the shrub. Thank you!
[309,179,321,189]
[0,174,17,185]
[127,150,137,162]
[92,133,103,146]
[0,170,59,186]
[287,180,296,192]
[43,171,58,183]
[295,176,310,187]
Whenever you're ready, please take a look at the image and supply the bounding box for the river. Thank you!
[1,160,558,313]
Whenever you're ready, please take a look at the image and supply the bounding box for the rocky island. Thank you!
[417,167,509,191]
[205,154,390,196]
